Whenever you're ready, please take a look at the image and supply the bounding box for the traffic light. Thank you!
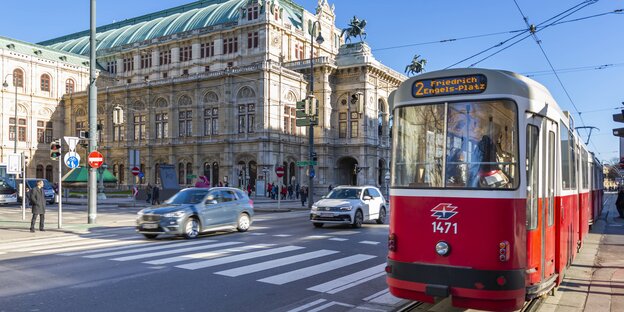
[312,152,318,162]
[50,140,61,160]
[613,108,624,137]
[296,100,307,118]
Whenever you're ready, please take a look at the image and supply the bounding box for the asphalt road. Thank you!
[0,210,405,312]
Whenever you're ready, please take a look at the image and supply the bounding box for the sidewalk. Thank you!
[0,195,308,243]
[542,193,624,312]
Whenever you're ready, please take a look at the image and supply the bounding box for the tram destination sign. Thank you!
[412,74,487,98]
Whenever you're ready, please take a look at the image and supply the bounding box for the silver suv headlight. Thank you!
[164,211,185,218]
[339,206,352,211]
[311,205,318,211]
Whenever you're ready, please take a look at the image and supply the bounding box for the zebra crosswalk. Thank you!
[0,231,400,310]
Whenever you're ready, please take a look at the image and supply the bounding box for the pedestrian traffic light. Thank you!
[312,152,318,162]
[613,107,624,137]
[50,140,61,160]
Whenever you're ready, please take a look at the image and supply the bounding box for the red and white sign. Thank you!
[275,166,285,178]
[131,166,140,176]
[88,151,104,169]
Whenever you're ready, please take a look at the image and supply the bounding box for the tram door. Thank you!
[542,120,557,280]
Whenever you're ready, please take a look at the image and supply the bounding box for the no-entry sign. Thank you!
[88,151,104,169]
[275,166,284,178]
[131,166,140,176]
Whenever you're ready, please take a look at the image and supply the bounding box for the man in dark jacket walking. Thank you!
[152,184,161,205]
[29,180,46,232]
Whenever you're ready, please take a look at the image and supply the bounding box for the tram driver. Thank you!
[469,135,510,188]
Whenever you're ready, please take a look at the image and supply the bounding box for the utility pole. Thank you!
[308,20,324,209]
[87,0,98,224]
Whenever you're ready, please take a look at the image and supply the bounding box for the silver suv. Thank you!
[310,185,386,228]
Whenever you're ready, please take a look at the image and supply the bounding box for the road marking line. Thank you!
[0,233,115,250]
[309,301,355,312]
[177,245,304,270]
[248,233,266,236]
[364,289,403,305]
[326,231,359,235]
[85,240,214,258]
[34,238,144,254]
[10,234,118,252]
[307,263,386,293]
[144,244,273,265]
[60,239,168,256]
[359,241,380,245]
[112,241,243,261]
[273,234,292,237]
[258,254,376,285]
[215,249,339,277]
[287,299,327,312]
[303,235,330,239]
[328,238,348,242]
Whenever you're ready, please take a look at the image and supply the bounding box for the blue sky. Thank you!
[1,0,622,162]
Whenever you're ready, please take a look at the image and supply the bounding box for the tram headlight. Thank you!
[435,241,450,256]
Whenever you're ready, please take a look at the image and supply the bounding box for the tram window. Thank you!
[560,124,571,190]
[582,149,589,189]
[526,125,539,230]
[392,100,518,189]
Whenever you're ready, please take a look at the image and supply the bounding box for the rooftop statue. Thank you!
[405,54,427,76]
[341,16,367,43]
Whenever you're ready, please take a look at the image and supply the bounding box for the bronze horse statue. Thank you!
[405,55,427,76]
[341,16,367,43]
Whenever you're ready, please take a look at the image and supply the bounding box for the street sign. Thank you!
[296,118,318,127]
[7,153,21,174]
[64,152,80,169]
[64,136,80,152]
[88,151,104,169]
[131,166,140,176]
[309,168,315,178]
[138,172,145,178]
[296,161,317,166]
[275,166,285,178]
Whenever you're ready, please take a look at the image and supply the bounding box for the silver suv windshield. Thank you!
[327,188,361,199]
[165,189,209,204]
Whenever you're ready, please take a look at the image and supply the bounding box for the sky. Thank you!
[0,0,622,162]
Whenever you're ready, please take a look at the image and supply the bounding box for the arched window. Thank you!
[36,165,44,179]
[119,164,125,185]
[179,163,185,185]
[186,162,193,185]
[212,162,219,186]
[46,165,53,181]
[378,99,385,137]
[13,69,24,87]
[40,74,51,92]
[65,79,75,94]
[249,161,257,188]
[113,164,118,179]
[203,162,211,180]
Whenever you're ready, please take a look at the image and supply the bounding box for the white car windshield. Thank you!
[327,189,361,199]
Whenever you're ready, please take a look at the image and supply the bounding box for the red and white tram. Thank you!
[385,68,604,311]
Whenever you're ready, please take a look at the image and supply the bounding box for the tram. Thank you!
[385,68,604,311]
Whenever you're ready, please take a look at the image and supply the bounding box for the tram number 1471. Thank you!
[432,222,458,234]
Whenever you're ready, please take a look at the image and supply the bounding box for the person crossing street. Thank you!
[29,180,46,232]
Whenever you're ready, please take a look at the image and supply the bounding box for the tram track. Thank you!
[395,296,545,312]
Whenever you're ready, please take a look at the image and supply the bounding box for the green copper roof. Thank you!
[38,0,304,56]
[0,36,89,67]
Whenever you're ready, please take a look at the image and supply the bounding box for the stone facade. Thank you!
[50,0,405,195]
[0,36,89,182]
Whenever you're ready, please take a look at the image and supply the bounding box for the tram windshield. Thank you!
[392,100,518,189]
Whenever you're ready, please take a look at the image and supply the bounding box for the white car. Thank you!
[310,185,386,228]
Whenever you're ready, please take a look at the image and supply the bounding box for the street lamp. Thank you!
[97,163,108,199]
[3,74,18,153]
[308,20,324,208]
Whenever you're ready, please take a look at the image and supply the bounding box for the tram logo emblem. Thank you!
[431,203,458,220]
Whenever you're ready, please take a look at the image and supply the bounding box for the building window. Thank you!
[223,37,238,54]
[113,125,125,142]
[140,53,152,69]
[36,165,44,178]
[247,32,259,49]
[75,121,86,137]
[107,61,117,74]
[247,5,259,20]
[283,106,296,135]
[45,122,53,143]
[37,121,45,143]
[238,104,254,133]
[162,72,168,78]
[186,162,193,185]
[65,79,75,94]
[205,66,210,72]
[295,43,305,60]
[18,118,27,142]
[123,57,133,72]
[182,69,189,76]
[133,114,146,141]
[13,69,24,87]
[204,108,218,136]
[200,42,214,58]
[160,50,172,65]
[350,112,359,138]
[40,74,51,92]
[97,120,103,143]
[8,118,16,141]
[155,113,169,139]
[179,110,192,137]
[339,113,347,138]
[178,163,185,184]
[180,45,192,62]
[45,165,53,181]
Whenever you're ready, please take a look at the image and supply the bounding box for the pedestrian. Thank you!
[296,183,300,199]
[616,187,624,218]
[152,184,161,205]
[281,184,287,199]
[247,184,252,197]
[288,184,293,199]
[29,180,46,232]
[267,182,272,198]
[300,186,307,207]
[146,183,153,203]
[328,184,333,192]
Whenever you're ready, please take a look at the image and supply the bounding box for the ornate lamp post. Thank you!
[308,20,324,208]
